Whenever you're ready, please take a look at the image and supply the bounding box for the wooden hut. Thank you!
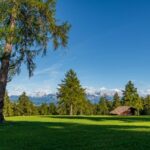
[110,106,136,116]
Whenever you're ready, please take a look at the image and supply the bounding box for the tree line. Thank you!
[4,70,150,116]
[4,92,58,117]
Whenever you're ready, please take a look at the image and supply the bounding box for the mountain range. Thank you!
[10,88,122,105]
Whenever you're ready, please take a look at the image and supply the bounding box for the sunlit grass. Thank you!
[0,115,150,150]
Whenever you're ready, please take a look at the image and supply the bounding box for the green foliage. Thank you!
[4,79,150,117]
[48,103,57,115]
[17,92,35,116]
[97,96,109,115]
[57,69,87,115]
[0,0,70,78]
[12,102,21,116]
[3,92,13,116]
[82,100,95,115]
[38,103,49,115]
[112,92,121,109]
[122,81,138,106]
[122,81,143,115]
[3,116,150,150]
[142,95,150,115]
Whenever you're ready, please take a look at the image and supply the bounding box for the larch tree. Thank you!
[0,0,70,122]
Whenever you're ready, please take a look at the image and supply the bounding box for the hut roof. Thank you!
[110,106,135,115]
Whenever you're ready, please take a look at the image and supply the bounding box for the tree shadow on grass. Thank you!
[50,115,150,123]
[0,117,150,150]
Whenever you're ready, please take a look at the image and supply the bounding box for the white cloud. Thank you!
[8,84,150,97]
[34,63,62,76]
[7,63,64,96]
[138,89,150,96]
[84,86,122,96]
[7,84,56,96]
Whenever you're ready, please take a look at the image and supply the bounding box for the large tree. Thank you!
[122,81,143,115]
[122,81,138,106]
[0,0,70,122]
[57,69,86,115]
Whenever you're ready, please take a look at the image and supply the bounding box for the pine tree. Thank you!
[122,81,143,115]
[38,103,49,115]
[48,103,57,115]
[12,102,21,116]
[98,96,109,115]
[134,97,143,115]
[122,81,139,106]
[3,92,13,117]
[112,92,121,109]
[83,100,94,115]
[142,95,150,115]
[18,92,34,116]
[0,0,70,122]
[57,69,86,115]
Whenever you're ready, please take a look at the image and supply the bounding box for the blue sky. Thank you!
[8,0,150,95]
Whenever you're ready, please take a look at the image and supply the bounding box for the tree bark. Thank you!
[0,54,10,123]
[0,10,15,122]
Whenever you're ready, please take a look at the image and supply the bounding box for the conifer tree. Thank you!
[98,96,109,115]
[112,92,121,109]
[134,97,143,115]
[0,0,70,122]
[18,92,34,116]
[3,92,13,116]
[38,103,49,115]
[142,95,150,115]
[83,100,94,115]
[122,81,143,115]
[12,102,20,116]
[57,69,86,115]
[123,81,138,106]
[49,103,57,115]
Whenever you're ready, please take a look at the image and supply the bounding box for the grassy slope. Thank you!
[0,116,150,150]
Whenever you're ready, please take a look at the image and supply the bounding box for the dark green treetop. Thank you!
[57,69,86,115]
[112,92,121,109]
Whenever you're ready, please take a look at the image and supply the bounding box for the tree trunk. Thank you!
[0,55,10,123]
[70,104,73,116]
[0,6,16,122]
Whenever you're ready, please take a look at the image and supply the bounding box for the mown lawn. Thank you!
[0,116,150,150]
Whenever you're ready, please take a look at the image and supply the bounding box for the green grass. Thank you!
[1,116,150,150]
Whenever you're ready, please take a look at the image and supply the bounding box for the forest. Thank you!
[4,69,150,117]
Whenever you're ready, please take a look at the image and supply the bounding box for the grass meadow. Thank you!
[0,116,150,150]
